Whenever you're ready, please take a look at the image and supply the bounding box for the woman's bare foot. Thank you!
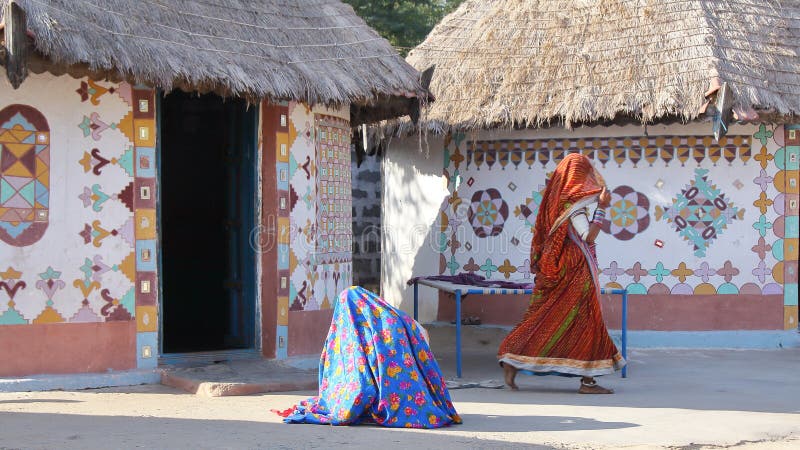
[502,363,518,390]
[579,377,613,394]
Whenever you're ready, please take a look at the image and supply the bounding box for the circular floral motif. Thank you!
[467,188,509,238]
[601,185,650,241]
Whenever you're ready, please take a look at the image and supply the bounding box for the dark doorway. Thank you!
[160,91,257,354]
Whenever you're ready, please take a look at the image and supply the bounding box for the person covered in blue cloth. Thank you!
[281,286,461,428]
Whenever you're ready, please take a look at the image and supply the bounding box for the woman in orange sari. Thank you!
[498,153,625,394]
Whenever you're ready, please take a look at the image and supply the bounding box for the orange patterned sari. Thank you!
[497,154,625,376]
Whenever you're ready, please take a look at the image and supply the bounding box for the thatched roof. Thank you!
[0,0,425,123]
[405,0,800,130]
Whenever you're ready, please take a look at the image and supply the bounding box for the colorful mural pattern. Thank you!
[655,168,744,257]
[0,266,27,324]
[775,126,799,329]
[0,76,159,367]
[285,105,352,324]
[0,104,50,246]
[514,187,544,228]
[601,185,650,241]
[463,135,752,170]
[467,188,508,238]
[315,115,352,260]
[438,130,788,295]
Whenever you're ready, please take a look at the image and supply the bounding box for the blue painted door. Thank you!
[221,101,257,349]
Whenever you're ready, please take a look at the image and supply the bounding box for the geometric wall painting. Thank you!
[314,114,352,261]
[656,168,744,257]
[468,188,509,238]
[0,267,28,324]
[514,187,544,228]
[0,104,50,246]
[288,108,353,314]
[33,266,66,324]
[444,131,778,295]
[601,185,650,241]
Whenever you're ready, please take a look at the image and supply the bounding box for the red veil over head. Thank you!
[530,153,605,277]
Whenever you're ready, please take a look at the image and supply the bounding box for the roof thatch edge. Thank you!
[1,0,428,125]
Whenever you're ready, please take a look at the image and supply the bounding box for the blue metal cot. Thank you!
[411,279,628,379]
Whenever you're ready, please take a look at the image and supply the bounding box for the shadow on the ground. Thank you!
[0,399,82,404]
[445,414,637,433]
[64,384,194,396]
[0,412,553,449]
[433,348,800,414]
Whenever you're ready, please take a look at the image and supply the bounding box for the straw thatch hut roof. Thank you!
[0,0,425,124]
[404,0,800,131]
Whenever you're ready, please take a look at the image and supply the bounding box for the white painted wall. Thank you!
[382,136,449,321]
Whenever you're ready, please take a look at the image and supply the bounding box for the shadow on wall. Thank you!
[351,146,383,293]
[383,134,530,319]
[382,136,451,316]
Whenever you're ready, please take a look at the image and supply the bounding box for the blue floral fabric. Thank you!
[284,286,461,428]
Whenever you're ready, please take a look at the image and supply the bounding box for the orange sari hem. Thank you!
[499,352,625,377]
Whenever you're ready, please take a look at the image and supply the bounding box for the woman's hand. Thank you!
[598,187,611,208]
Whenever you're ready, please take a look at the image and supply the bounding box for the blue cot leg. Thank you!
[413,282,419,321]
[622,290,628,378]
[456,289,462,378]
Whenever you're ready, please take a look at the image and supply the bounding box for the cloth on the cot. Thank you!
[407,273,533,290]
[281,286,462,428]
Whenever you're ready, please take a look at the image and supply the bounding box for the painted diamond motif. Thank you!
[0,105,50,246]
[514,187,544,228]
[655,168,744,257]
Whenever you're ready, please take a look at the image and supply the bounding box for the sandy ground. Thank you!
[1,326,799,449]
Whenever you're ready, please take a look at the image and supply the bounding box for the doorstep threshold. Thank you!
[159,348,261,367]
